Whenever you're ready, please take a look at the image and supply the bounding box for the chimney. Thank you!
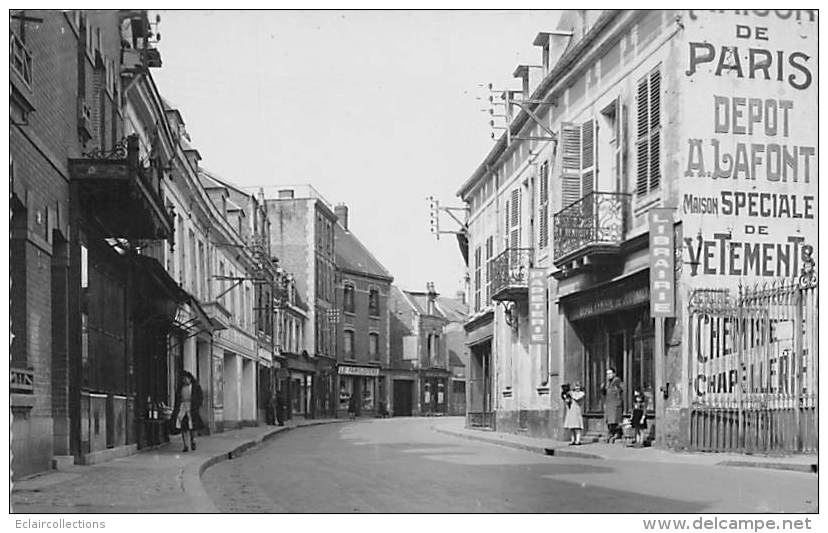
[534,31,573,75]
[334,203,349,230]
[426,282,437,315]
[513,64,544,97]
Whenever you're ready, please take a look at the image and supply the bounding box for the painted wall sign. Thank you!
[681,11,817,290]
[338,365,379,377]
[649,208,676,317]
[528,268,547,345]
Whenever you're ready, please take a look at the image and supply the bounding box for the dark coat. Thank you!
[173,380,205,431]
[601,376,624,425]
[347,394,357,414]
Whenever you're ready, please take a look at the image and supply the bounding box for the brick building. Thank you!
[332,205,393,417]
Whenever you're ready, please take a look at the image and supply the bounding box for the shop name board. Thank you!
[338,365,379,377]
[649,209,675,317]
[528,269,547,345]
[567,284,649,322]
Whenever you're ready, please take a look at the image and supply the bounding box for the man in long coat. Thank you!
[601,367,624,443]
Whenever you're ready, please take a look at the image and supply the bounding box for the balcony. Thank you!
[68,135,174,240]
[553,191,631,274]
[491,248,534,301]
[10,366,34,394]
[9,31,35,121]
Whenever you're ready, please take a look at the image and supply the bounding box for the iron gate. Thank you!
[687,273,817,453]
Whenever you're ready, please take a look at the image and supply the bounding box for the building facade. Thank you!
[388,284,467,417]
[264,185,339,418]
[332,205,393,417]
[456,9,817,451]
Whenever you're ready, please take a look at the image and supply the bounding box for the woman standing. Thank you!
[563,382,585,445]
[173,371,204,452]
[601,367,624,443]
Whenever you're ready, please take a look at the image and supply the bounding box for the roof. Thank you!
[334,223,393,281]
[435,296,468,323]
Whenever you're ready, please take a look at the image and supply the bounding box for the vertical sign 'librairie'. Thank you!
[649,209,675,317]
[528,269,547,344]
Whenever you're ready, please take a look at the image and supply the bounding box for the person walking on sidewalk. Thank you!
[601,367,624,443]
[563,382,585,445]
[348,393,357,420]
[173,371,204,452]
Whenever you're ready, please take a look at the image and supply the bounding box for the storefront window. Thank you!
[339,377,353,410]
[362,376,374,410]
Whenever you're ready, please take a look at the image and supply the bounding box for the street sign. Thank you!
[649,208,675,317]
[528,268,547,344]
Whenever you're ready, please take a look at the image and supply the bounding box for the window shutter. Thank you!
[581,120,595,198]
[648,69,661,191]
[510,188,521,249]
[636,76,650,196]
[561,124,581,208]
[539,161,549,249]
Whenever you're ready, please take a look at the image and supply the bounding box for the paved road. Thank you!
[202,417,817,513]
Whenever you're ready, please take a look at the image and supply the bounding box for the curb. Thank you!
[433,427,601,460]
[187,420,347,512]
[433,427,817,472]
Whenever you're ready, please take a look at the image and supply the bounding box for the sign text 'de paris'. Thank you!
[681,11,816,287]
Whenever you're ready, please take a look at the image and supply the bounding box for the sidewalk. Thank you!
[431,417,818,474]
[11,418,345,514]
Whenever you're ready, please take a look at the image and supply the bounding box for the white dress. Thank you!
[563,390,585,429]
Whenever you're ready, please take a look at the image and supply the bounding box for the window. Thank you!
[344,282,355,314]
[561,119,597,207]
[188,229,196,293]
[505,188,521,249]
[344,330,355,358]
[368,288,380,317]
[538,161,549,248]
[453,381,466,394]
[484,236,493,302]
[473,246,482,311]
[369,332,379,360]
[636,67,661,196]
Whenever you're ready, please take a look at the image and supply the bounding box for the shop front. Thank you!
[560,270,656,438]
[420,370,449,416]
[465,311,494,428]
[337,364,380,417]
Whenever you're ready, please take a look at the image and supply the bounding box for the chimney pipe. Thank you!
[426,282,437,315]
[334,203,349,230]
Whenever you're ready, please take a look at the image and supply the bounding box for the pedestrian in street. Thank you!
[275,392,285,426]
[601,367,624,443]
[630,389,648,447]
[347,392,357,420]
[173,371,204,452]
[266,391,277,426]
[563,382,585,445]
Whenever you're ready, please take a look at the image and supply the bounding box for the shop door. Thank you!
[393,380,413,416]
[353,377,362,416]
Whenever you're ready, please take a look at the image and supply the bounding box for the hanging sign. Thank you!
[528,268,547,344]
[649,209,675,317]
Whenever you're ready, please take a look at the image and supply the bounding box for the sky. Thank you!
[152,10,562,295]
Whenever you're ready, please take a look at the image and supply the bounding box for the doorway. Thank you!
[393,380,413,416]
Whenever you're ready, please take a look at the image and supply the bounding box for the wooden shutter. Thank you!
[539,161,549,249]
[510,188,521,249]
[561,123,581,208]
[636,76,650,196]
[648,69,661,192]
[581,120,596,198]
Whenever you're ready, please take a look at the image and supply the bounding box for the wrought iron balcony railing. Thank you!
[491,247,534,301]
[10,366,34,394]
[10,31,33,89]
[553,191,631,265]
